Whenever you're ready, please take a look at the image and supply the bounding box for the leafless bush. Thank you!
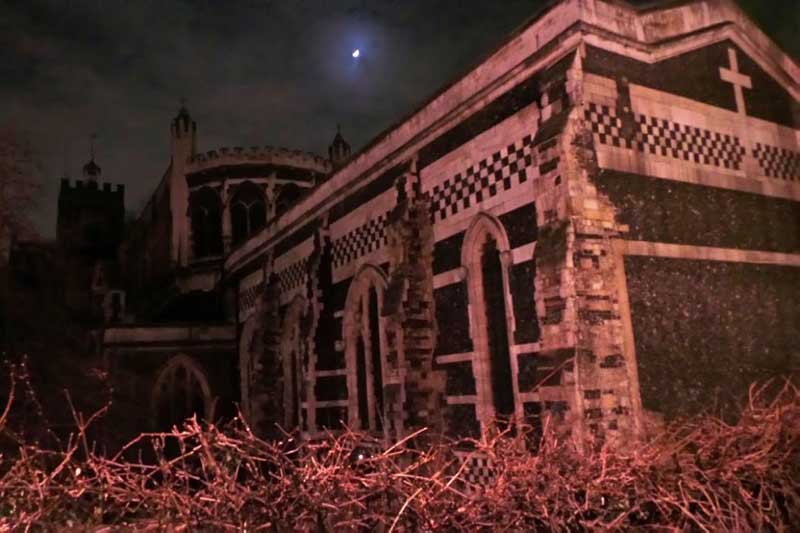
[0,359,798,531]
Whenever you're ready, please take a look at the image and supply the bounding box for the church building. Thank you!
[96,0,798,447]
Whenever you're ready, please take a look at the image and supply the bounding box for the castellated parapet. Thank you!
[57,177,125,254]
[189,145,331,175]
[59,177,125,196]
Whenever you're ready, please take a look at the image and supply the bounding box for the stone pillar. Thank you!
[529,48,642,447]
[248,269,285,438]
[266,172,277,220]
[301,222,333,434]
[558,51,641,445]
[221,183,232,255]
[383,163,446,441]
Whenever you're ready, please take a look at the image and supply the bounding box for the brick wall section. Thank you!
[567,104,641,443]
[383,172,446,439]
[529,51,643,445]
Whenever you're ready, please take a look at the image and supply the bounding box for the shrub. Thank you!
[1,360,798,531]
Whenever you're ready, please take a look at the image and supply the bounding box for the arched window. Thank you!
[152,355,215,431]
[275,183,303,218]
[462,214,517,432]
[344,265,387,432]
[230,182,267,246]
[280,297,305,430]
[190,187,223,258]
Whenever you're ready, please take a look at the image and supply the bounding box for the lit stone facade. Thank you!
[102,0,798,447]
[226,0,799,444]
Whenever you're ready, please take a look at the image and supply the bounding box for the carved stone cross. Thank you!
[719,47,752,115]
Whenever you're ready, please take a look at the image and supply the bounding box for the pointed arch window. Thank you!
[280,297,305,430]
[344,266,388,432]
[190,187,223,258]
[462,214,518,431]
[275,183,303,218]
[152,354,215,431]
[230,181,267,246]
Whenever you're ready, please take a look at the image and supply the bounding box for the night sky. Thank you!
[1,0,797,238]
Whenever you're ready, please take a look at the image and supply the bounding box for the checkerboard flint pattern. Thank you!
[453,451,496,491]
[753,143,800,181]
[585,103,745,170]
[430,134,535,223]
[277,257,308,293]
[332,212,388,268]
[238,281,264,316]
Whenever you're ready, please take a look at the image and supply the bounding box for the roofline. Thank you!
[343,0,562,163]
[225,0,799,275]
[318,0,797,181]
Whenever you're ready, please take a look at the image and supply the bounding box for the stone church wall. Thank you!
[228,0,799,445]
[233,43,588,440]
[580,29,800,429]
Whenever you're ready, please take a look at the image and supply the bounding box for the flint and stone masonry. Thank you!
[99,0,798,456]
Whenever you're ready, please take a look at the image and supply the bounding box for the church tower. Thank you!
[57,137,125,256]
[56,138,125,318]
[328,125,351,169]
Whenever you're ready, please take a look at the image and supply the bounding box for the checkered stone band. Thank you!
[753,143,800,182]
[453,451,496,492]
[277,257,308,293]
[332,212,389,268]
[585,103,745,170]
[430,134,535,223]
[238,281,264,316]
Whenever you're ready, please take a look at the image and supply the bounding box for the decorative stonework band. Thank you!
[585,103,746,170]
[753,143,800,181]
[277,257,308,293]
[331,211,389,268]
[430,133,535,222]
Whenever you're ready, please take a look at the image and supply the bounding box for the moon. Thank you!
[352,49,360,58]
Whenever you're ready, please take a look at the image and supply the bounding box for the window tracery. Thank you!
[230,181,267,246]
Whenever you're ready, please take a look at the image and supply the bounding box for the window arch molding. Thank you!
[343,264,389,432]
[275,183,303,218]
[189,186,223,258]
[280,295,306,430]
[151,354,216,430]
[228,181,267,246]
[461,212,519,432]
